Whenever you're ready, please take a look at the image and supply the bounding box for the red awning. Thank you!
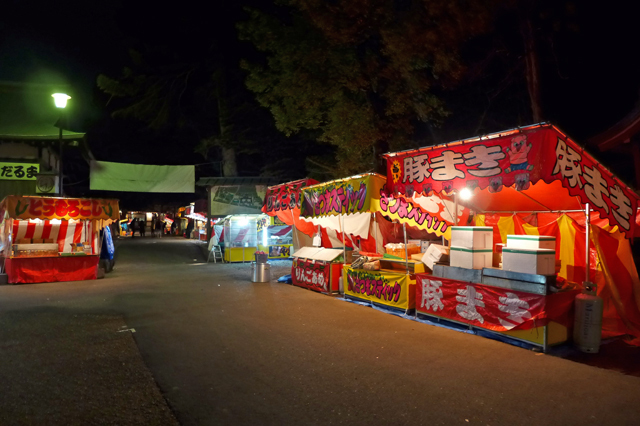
[383,123,640,238]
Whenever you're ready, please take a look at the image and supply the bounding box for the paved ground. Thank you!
[1,236,640,425]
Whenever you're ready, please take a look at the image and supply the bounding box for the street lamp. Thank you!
[52,93,70,196]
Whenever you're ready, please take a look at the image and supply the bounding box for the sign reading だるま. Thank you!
[0,163,39,180]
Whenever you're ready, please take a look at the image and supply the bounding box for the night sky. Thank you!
[2,1,640,193]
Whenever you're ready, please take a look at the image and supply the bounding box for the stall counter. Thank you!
[415,273,578,351]
[5,255,99,284]
[225,247,257,263]
[292,247,345,293]
[343,259,424,313]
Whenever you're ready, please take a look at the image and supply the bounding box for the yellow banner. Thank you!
[343,266,415,310]
[4,196,119,221]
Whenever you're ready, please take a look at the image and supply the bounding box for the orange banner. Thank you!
[4,196,119,221]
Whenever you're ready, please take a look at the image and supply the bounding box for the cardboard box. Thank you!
[411,253,424,261]
[506,235,555,250]
[451,226,493,250]
[420,241,431,253]
[502,248,556,275]
[422,244,449,270]
[450,246,493,269]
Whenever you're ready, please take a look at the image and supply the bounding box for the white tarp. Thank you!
[90,161,194,193]
[302,212,371,239]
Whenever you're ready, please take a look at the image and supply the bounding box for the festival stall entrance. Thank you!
[383,122,640,350]
[0,195,119,284]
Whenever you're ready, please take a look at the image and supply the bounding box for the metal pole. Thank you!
[290,209,299,252]
[454,192,458,226]
[341,215,346,265]
[58,126,63,196]
[403,222,409,272]
[585,202,590,283]
[373,212,378,254]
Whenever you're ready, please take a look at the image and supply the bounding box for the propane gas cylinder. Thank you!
[573,281,604,353]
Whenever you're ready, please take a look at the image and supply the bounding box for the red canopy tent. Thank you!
[383,123,640,343]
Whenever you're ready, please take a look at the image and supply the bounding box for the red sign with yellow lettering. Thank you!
[3,196,119,221]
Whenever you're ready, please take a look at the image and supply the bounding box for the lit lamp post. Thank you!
[52,93,70,196]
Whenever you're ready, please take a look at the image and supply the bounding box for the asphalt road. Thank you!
[1,237,640,425]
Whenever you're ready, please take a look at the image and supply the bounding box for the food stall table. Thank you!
[343,258,425,313]
[415,271,578,352]
[291,247,344,294]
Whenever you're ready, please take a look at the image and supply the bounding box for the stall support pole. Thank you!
[454,192,458,226]
[341,215,346,266]
[403,222,409,273]
[290,209,300,251]
[373,212,378,254]
[585,202,590,283]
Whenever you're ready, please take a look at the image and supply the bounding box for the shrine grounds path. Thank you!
[1,236,640,425]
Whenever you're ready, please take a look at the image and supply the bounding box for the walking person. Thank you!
[130,218,137,238]
[156,217,164,238]
[139,219,146,237]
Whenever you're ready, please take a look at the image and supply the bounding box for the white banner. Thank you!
[90,161,194,193]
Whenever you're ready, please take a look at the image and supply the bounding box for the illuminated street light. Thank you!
[52,93,70,196]
[51,93,71,108]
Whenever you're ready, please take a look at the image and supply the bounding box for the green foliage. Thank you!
[238,0,494,176]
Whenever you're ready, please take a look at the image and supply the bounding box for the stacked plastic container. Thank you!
[449,226,494,269]
[502,235,556,275]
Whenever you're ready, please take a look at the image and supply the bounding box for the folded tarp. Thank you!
[90,161,194,193]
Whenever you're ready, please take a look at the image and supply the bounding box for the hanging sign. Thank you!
[0,163,39,180]
[300,174,385,218]
[263,178,318,214]
[384,125,639,238]
[4,196,119,221]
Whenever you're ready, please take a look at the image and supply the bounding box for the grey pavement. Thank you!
[1,236,640,425]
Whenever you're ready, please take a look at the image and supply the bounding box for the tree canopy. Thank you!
[238,0,495,176]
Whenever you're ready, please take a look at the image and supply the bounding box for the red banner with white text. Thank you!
[292,258,332,292]
[416,275,576,331]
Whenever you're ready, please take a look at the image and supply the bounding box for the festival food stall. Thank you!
[298,173,457,306]
[383,122,640,350]
[0,195,119,284]
[222,214,260,262]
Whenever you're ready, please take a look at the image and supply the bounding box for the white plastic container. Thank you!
[451,226,493,250]
[502,247,556,275]
[449,246,493,269]
[506,235,556,250]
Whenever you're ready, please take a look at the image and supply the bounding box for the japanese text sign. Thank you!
[374,192,467,237]
[344,267,414,310]
[385,125,638,238]
[4,196,119,221]
[0,163,39,180]
[300,174,385,218]
[416,275,547,332]
[292,258,331,292]
[263,179,318,214]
